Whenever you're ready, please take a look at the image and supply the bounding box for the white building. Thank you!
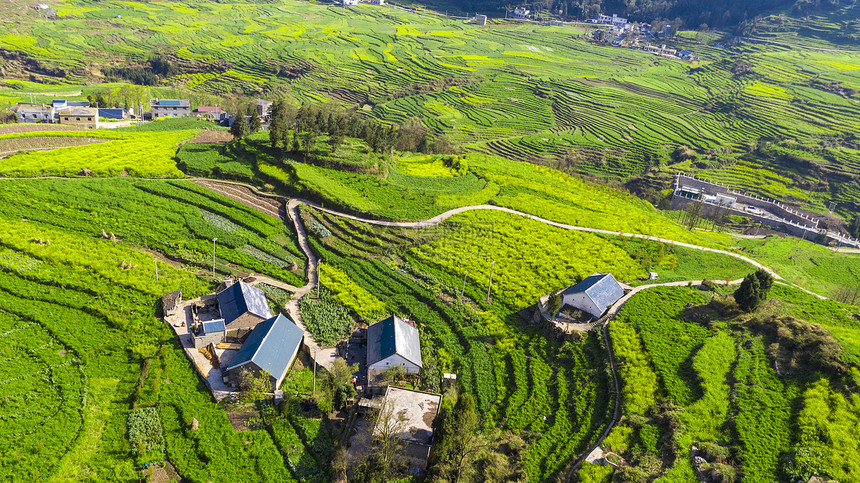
[560,273,625,320]
[367,315,422,375]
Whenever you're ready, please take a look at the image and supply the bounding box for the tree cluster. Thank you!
[267,101,457,158]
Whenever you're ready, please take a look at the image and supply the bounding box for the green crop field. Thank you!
[591,285,860,482]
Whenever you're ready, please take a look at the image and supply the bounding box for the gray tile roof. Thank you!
[563,273,624,316]
[367,315,422,368]
[216,280,272,326]
[202,319,226,334]
[226,314,304,381]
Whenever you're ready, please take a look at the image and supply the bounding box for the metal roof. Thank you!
[367,315,422,368]
[151,99,190,107]
[202,319,226,334]
[216,280,272,325]
[225,314,304,380]
[562,273,624,315]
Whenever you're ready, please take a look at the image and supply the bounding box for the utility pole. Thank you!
[154,258,159,285]
[461,271,468,298]
[212,238,218,278]
[312,348,317,395]
[486,261,495,302]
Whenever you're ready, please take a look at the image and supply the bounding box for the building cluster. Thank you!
[340,0,384,7]
[588,14,696,61]
[11,97,275,128]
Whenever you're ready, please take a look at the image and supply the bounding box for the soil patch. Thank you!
[188,129,234,144]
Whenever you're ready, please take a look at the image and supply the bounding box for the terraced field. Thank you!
[1,0,858,216]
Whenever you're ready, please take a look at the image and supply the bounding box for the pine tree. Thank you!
[734,269,772,312]
[249,109,261,133]
[229,113,248,141]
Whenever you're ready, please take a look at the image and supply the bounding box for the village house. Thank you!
[255,99,272,120]
[150,98,191,118]
[223,314,304,391]
[512,7,530,18]
[15,105,52,123]
[367,315,422,386]
[342,0,358,6]
[57,107,99,128]
[597,13,627,27]
[374,386,441,474]
[476,14,487,26]
[193,106,223,120]
[215,280,272,330]
[560,273,624,320]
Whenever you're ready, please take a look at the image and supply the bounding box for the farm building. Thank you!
[223,314,304,391]
[98,108,124,120]
[476,14,487,25]
[255,99,272,119]
[216,280,272,329]
[561,273,624,320]
[193,319,227,348]
[15,105,52,123]
[193,106,223,119]
[342,0,358,6]
[150,99,191,118]
[374,386,441,473]
[57,107,98,128]
[367,315,422,377]
[512,7,529,18]
[162,289,182,317]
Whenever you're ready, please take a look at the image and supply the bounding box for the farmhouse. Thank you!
[255,99,272,119]
[561,273,624,320]
[15,105,52,123]
[342,0,358,6]
[512,7,529,18]
[192,319,227,348]
[57,107,99,128]
[150,98,191,118]
[476,14,487,25]
[193,106,223,120]
[216,280,272,329]
[223,314,304,391]
[161,289,182,317]
[367,315,422,377]
[374,386,441,473]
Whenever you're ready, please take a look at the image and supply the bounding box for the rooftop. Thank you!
[367,315,422,368]
[374,386,441,446]
[58,107,98,116]
[226,314,304,379]
[151,99,190,107]
[562,273,624,315]
[216,280,272,325]
[201,319,226,334]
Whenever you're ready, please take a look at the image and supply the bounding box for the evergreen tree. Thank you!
[734,269,773,312]
[249,109,261,134]
[229,113,249,141]
[268,99,286,150]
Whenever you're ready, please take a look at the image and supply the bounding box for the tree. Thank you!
[229,114,249,141]
[249,109,261,134]
[354,400,408,482]
[547,292,562,319]
[268,99,287,150]
[734,269,773,312]
[430,392,481,482]
[330,358,358,411]
[237,367,272,402]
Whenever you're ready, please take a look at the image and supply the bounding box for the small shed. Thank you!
[161,289,182,317]
[193,319,227,348]
[367,315,422,376]
[561,273,625,320]
[224,314,304,391]
[216,280,272,330]
[476,14,487,25]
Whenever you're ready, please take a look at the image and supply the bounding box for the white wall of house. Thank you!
[562,292,602,319]
[369,354,421,374]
